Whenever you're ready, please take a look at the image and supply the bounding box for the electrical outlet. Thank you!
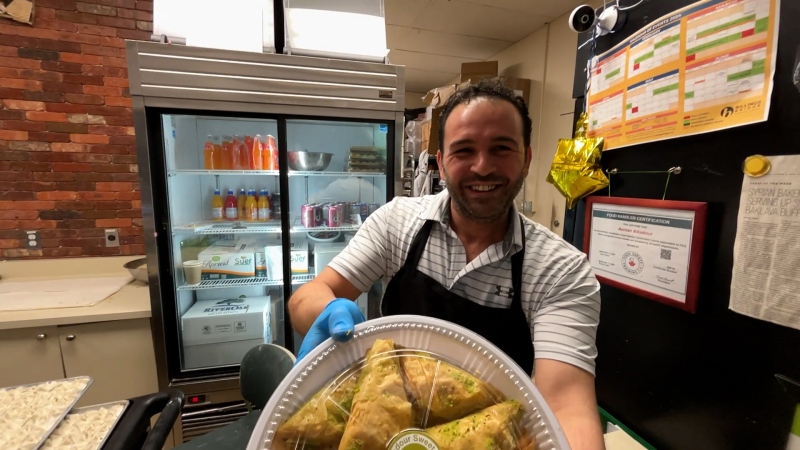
[104,229,119,247]
[26,230,40,249]
[521,201,534,214]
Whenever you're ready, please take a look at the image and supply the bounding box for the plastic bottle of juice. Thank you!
[233,135,250,170]
[258,135,271,171]
[230,135,242,170]
[211,189,223,221]
[244,135,254,158]
[203,135,216,170]
[251,134,264,170]
[211,135,222,169]
[266,135,278,170]
[245,189,258,221]
[220,135,233,170]
[237,188,247,219]
[257,188,271,221]
[224,189,238,221]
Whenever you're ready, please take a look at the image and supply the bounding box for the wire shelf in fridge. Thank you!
[169,170,280,176]
[177,272,316,291]
[174,221,283,234]
[287,171,384,177]
[291,214,363,233]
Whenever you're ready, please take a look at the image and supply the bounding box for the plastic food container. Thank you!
[247,316,570,450]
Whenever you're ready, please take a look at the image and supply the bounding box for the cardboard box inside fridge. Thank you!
[262,236,309,281]
[181,295,272,347]
[197,240,256,280]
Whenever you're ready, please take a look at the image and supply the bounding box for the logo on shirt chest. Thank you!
[495,286,514,298]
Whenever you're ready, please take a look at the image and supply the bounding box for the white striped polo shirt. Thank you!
[328,190,601,374]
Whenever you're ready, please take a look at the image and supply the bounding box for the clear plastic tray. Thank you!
[247,316,570,450]
[41,400,129,450]
[0,376,93,450]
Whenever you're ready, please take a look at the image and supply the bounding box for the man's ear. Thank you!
[437,149,445,180]
[523,146,533,176]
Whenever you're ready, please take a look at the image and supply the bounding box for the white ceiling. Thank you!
[385,0,586,93]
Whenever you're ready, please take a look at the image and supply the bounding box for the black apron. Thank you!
[381,218,535,376]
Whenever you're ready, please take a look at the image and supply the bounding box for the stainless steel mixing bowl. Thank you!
[123,257,148,284]
[287,151,333,171]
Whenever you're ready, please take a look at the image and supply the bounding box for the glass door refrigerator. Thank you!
[126,41,404,442]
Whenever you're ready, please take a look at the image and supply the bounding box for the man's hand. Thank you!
[295,298,365,363]
[534,359,606,450]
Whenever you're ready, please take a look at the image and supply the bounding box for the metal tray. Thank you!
[0,376,93,450]
[41,400,130,450]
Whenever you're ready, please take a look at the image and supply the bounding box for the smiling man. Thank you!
[289,79,605,450]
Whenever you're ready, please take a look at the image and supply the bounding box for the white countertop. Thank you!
[0,256,152,330]
[605,430,648,450]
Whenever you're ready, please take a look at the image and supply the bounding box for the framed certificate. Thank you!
[584,197,708,313]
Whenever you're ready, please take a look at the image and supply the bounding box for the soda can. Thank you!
[300,204,316,228]
[368,203,380,216]
[313,204,323,226]
[327,204,342,227]
[320,202,330,224]
[359,203,368,221]
[348,202,360,223]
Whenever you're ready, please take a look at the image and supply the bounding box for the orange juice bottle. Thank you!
[257,189,271,221]
[266,134,278,170]
[233,135,249,170]
[251,134,264,170]
[203,135,215,169]
[211,135,222,169]
[258,135,271,171]
[211,189,224,221]
[230,135,242,170]
[220,135,233,170]
[237,188,247,219]
[245,189,258,221]
[244,135,254,156]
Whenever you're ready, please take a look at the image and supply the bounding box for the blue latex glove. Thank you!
[295,298,365,364]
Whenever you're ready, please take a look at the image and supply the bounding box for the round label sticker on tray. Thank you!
[388,430,440,450]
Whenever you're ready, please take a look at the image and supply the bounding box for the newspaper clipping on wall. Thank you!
[729,155,800,330]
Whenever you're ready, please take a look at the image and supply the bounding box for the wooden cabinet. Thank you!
[0,326,64,387]
[59,318,159,407]
[0,319,159,408]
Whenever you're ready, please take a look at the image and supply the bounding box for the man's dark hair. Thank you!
[437,78,532,152]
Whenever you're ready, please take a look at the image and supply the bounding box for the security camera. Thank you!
[569,5,597,33]
[596,5,627,36]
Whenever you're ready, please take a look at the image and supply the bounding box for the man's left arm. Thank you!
[531,254,605,450]
[535,359,605,450]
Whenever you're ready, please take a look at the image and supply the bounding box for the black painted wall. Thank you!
[565,1,800,449]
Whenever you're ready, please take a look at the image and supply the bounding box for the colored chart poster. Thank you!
[586,0,780,150]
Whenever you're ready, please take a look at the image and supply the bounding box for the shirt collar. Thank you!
[420,190,525,256]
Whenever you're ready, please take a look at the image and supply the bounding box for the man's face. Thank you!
[437,97,532,223]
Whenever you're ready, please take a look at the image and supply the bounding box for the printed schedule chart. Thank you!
[586,0,778,150]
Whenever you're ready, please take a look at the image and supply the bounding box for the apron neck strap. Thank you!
[406,220,436,268]
[510,216,525,310]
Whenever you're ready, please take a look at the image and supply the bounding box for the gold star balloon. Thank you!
[546,112,609,209]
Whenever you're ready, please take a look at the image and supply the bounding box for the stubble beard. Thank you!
[443,170,525,223]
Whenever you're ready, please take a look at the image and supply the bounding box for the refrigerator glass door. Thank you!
[161,113,288,373]
[285,118,389,356]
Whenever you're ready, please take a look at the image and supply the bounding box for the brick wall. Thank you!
[0,0,152,259]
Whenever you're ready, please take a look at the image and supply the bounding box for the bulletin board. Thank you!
[586,0,781,150]
[567,0,800,449]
